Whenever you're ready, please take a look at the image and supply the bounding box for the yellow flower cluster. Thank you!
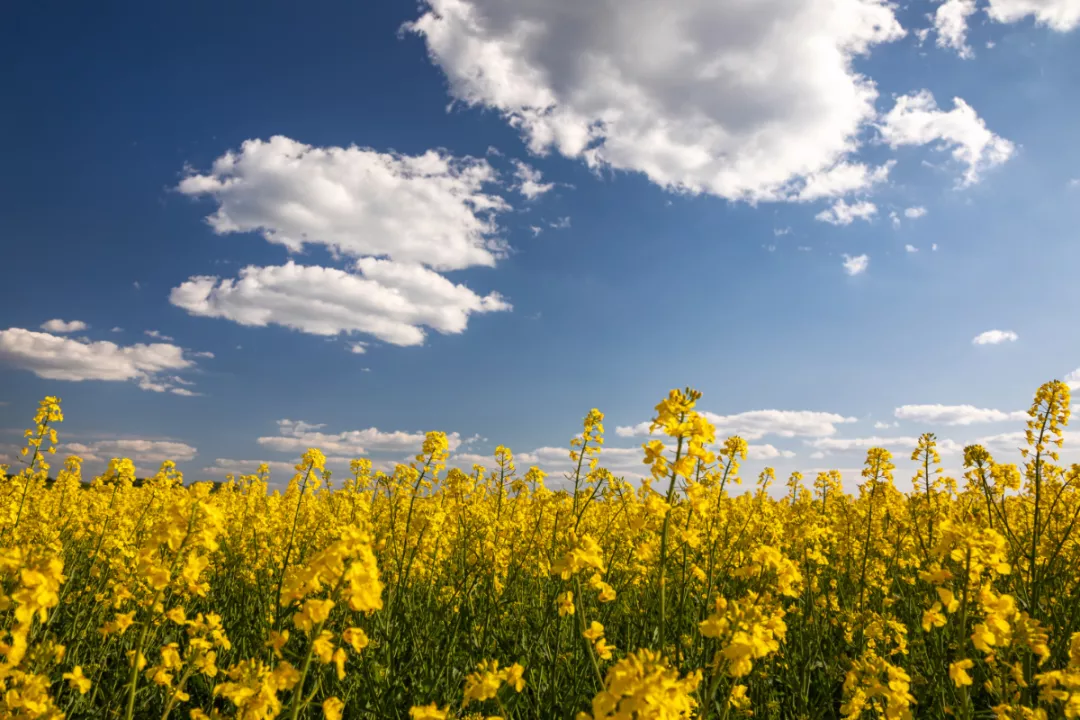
[1,381,1079,719]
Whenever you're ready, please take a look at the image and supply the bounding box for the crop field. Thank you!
[1,381,1079,719]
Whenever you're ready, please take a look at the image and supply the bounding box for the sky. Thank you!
[2,0,1079,491]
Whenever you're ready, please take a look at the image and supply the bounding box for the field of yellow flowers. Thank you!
[2,381,1080,720]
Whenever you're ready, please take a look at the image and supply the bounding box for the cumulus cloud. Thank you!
[807,435,920,452]
[178,136,509,271]
[65,439,198,465]
[976,429,1080,455]
[511,160,554,199]
[934,0,978,58]
[1065,367,1080,390]
[256,419,462,456]
[617,409,855,441]
[904,206,927,218]
[40,319,88,333]
[934,0,1080,56]
[451,445,648,482]
[894,404,1027,425]
[816,199,878,225]
[406,0,906,202]
[0,328,203,394]
[796,162,893,202]
[175,137,515,346]
[905,244,919,253]
[171,260,511,347]
[972,329,1018,345]
[807,435,964,457]
[842,254,869,275]
[747,444,797,460]
[993,0,1080,31]
[879,91,1015,186]
[201,458,301,478]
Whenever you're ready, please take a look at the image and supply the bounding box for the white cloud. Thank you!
[796,162,893,202]
[0,328,202,394]
[179,136,510,271]
[110,326,123,333]
[987,0,1080,31]
[816,199,877,225]
[201,458,300,477]
[890,211,901,228]
[256,419,462,456]
[904,206,927,218]
[894,404,1027,425]
[1065,367,1080,390]
[144,329,175,342]
[348,342,368,355]
[934,0,978,58]
[842,253,869,275]
[171,260,510,347]
[972,329,1018,345]
[873,420,898,429]
[879,91,1015,187]
[747,443,797,460]
[511,160,554,199]
[931,0,1080,59]
[65,439,198,465]
[774,227,792,236]
[932,243,939,251]
[406,0,906,202]
[976,430,1080,455]
[453,445,648,482]
[40,319,88,333]
[808,435,920,452]
[549,217,571,230]
[176,139,519,348]
[905,244,919,253]
[617,409,855,441]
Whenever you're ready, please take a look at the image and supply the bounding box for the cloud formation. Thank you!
[408,0,909,201]
[174,137,515,346]
[879,92,1015,186]
[257,419,463,456]
[894,404,1027,425]
[0,328,202,395]
[617,408,855,441]
[816,199,878,225]
[171,260,511,347]
[65,439,198,465]
[842,254,869,276]
[40,319,88,333]
[178,136,509,271]
[972,329,1018,345]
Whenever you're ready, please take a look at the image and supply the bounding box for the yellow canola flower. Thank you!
[950,659,975,687]
[410,704,449,720]
[323,696,344,720]
[62,666,91,694]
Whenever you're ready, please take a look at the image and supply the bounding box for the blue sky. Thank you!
[2,0,1079,488]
